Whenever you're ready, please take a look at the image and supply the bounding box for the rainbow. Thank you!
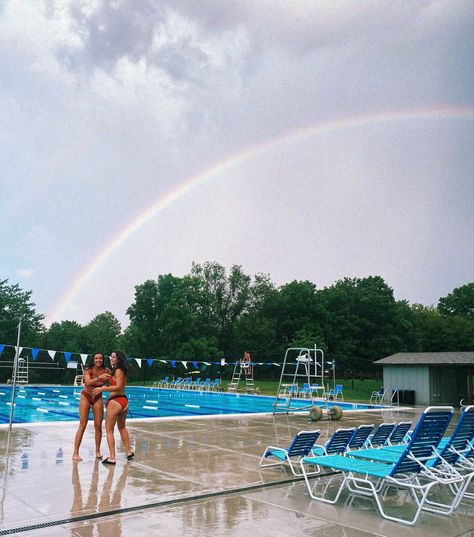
[48,106,473,324]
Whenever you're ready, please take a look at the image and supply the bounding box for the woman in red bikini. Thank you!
[72,352,111,461]
[92,350,134,464]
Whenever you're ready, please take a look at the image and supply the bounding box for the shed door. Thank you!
[431,368,442,403]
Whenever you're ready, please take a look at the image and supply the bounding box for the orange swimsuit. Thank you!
[81,390,102,407]
[106,375,128,410]
[81,375,106,407]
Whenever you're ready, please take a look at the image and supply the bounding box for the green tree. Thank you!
[0,278,44,346]
[410,304,474,351]
[261,280,326,351]
[438,283,474,319]
[84,311,122,355]
[126,274,181,356]
[318,276,408,368]
[42,320,85,353]
[190,261,252,351]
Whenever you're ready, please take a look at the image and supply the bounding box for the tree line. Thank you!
[0,264,473,380]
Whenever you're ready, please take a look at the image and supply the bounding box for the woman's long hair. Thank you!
[84,352,104,370]
[112,350,130,375]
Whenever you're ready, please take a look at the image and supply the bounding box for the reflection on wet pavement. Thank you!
[0,408,472,536]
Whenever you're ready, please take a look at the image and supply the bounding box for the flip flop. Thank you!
[127,452,135,460]
[102,457,116,465]
[96,455,103,460]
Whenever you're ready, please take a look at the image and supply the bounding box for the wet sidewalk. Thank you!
[0,407,473,536]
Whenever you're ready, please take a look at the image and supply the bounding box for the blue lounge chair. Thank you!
[370,387,385,404]
[298,383,311,398]
[346,424,374,450]
[387,421,412,445]
[259,430,321,476]
[328,384,344,401]
[347,406,474,515]
[300,406,459,526]
[310,427,355,456]
[169,377,182,388]
[302,428,355,473]
[366,422,396,447]
[210,379,221,391]
[154,376,169,388]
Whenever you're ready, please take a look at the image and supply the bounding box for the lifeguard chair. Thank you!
[73,363,84,386]
[228,352,256,392]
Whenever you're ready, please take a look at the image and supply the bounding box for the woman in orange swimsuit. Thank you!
[92,350,134,465]
[72,352,111,461]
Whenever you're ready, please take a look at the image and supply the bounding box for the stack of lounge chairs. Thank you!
[259,405,474,526]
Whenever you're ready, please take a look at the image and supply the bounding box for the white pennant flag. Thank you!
[203,362,211,366]
[80,354,88,364]
[135,358,142,368]
[17,347,23,356]
[182,361,188,369]
[160,360,167,364]
[48,350,57,360]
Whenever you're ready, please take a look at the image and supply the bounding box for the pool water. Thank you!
[0,386,382,424]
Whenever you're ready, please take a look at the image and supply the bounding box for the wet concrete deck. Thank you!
[0,406,473,536]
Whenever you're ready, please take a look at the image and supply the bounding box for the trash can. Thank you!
[398,390,415,405]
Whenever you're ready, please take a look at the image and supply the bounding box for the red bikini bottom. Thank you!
[106,395,128,410]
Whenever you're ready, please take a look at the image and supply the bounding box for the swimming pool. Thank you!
[0,385,383,424]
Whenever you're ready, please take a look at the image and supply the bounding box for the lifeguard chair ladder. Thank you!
[14,357,29,384]
[228,352,255,392]
[273,346,325,414]
[73,364,84,386]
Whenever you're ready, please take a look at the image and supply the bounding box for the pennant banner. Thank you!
[0,342,282,369]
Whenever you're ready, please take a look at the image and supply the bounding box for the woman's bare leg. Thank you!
[104,401,121,462]
[91,399,104,458]
[72,397,90,461]
[116,409,132,456]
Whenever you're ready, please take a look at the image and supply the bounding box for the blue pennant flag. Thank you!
[147,359,153,367]
[64,351,72,363]
[0,344,5,355]
[170,360,176,368]
[192,361,198,369]
[32,348,40,361]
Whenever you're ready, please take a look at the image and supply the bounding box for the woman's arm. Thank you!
[92,369,125,395]
[83,368,111,387]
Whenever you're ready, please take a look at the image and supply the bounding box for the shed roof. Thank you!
[374,352,474,366]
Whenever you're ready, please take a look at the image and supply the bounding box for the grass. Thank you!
[245,378,381,402]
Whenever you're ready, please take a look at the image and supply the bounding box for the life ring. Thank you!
[309,406,323,422]
[328,405,343,421]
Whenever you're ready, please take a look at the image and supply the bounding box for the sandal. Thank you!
[127,452,135,460]
[102,457,116,465]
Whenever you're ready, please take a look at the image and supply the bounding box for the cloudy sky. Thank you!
[1,0,472,328]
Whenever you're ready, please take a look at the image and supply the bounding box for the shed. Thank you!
[374,352,474,406]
